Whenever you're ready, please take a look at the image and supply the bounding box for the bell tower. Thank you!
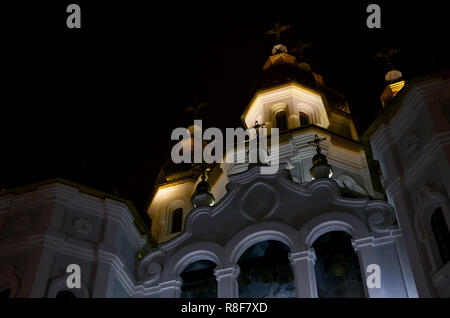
[226,24,382,199]
[146,26,386,243]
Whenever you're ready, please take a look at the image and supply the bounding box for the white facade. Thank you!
[0,180,147,298]
[2,51,446,298]
[141,50,422,298]
[138,166,417,298]
[367,73,450,297]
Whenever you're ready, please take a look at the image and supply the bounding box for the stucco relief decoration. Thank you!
[366,207,395,234]
[335,174,368,198]
[241,183,279,221]
[72,217,94,235]
[144,262,162,284]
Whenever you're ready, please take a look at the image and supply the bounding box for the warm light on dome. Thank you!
[389,80,405,97]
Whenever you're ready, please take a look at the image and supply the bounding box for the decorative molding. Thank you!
[214,264,240,279]
[72,217,94,235]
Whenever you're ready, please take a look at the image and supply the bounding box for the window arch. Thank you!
[415,191,450,271]
[431,207,450,265]
[299,111,309,126]
[275,111,288,131]
[171,208,183,234]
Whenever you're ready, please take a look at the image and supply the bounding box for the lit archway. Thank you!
[299,111,309,126]
[275,111,288,131]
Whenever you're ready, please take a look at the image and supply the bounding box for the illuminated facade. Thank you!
[0,179,150,297]
[1,44,447,299]
[365,70,450,297]
[140,46,419,298]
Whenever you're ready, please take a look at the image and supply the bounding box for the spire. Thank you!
[266,22,290,55]
[374,47,405,107]
[262,25,297,70]
[308,135,333,179]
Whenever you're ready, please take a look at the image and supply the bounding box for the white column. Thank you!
[159,280,182,298]
[214,264,240,298]
[92,246,117,298]
[289,249,318,298]
[92,261,115,297]
[394,233,419,297]
[352,237,383,298]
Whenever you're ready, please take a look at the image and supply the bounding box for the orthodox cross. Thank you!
[250,121,266,164]
[251,120,265,131]
[266,22,290,43]
[184,98,208,120]
[307,134,327,153]
[289,40,312,61]
[373,47,400,68]
[192,162,212,179]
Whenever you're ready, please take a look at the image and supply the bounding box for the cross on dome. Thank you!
[308,134,327,153]
[266,22,290,43]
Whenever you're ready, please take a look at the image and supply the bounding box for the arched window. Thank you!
[237,240,295,298]
[275,111,288,131]
[171,208,183,234]
[56,290,77,298]
[299,112,309,126]
[0,288,11,298]
[312,231,365,298]
[431,207,450,265]
[180,260,217,298]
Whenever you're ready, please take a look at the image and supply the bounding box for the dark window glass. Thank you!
[171,208,183,233]
[181,260,217,298]
[237,240,295,298]
[313,231,365,298]
[299,112,309,126]
[275,111,288,131]
[431,207,450,265]
[56,290,77,298]
[0,288,11,298]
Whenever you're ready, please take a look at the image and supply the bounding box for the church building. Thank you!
[0,31,448,298]
[139,39,420,298]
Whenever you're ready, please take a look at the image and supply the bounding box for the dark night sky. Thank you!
[2,1,450,226]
